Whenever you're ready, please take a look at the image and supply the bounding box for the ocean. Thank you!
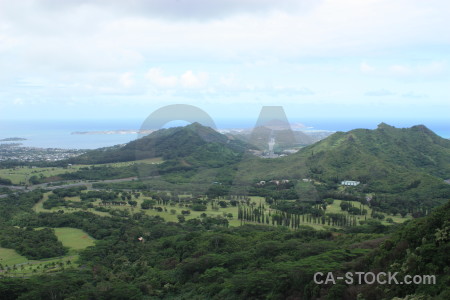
[0,119,448,150]
[0,120,142,149]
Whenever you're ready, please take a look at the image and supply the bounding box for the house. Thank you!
[341,180,360,186]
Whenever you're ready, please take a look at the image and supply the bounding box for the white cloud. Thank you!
[119,72,134,88]
[145,69,208,89]
[389,61,447,78]
[13,98,24,105]
[180,71,208,88]
[1,0,449,120]
[145,68,178,88]
[2,0,450,69]
[218,74,237,88]
[416,61,446,76]
[389,65,412,76]
[360,62,375,73]
[272,87,314,96]
[36,0,315,20]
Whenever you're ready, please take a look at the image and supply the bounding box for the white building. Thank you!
[341,180,360,186]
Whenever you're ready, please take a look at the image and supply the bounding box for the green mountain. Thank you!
[302,123,450,179]
[69,122,251,165]
[232,123,450,212]
[67,122,450,211]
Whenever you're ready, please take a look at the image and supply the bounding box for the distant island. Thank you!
[0,137,27,142]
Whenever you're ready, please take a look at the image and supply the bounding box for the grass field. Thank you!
[33,192,110,217]
[34,190,412,230]
[93,195,345,230]
[1,255,79,277]
[95,194,255,227]
[0,165,85,185]
[32,192,49,212]
[0,227,95,277]
[53,228,95,252]
[0,247,28,266]
[103,157,164,167]
[141,201,243,226]
[326,199,411,225]
[0,157,163,185]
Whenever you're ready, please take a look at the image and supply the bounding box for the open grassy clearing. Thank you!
[326,199,411,224]
[326,199,371,215]
[33,192,110,216]
[102,157,164,167]
[1,227,95,277]
[0,247,28,266]
[0,165,86,185]
[34,227,95,252]
[34,190,411,232]
[32,192,49,212]
[0,158,163,185]
[53,228,95,252]
[1,255,79,277]
[100,194,248,226]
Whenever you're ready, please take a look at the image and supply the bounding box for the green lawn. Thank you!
[1,227,95,276]
[106,194,247,226]
[0,247,28,266]
[2,255,79,277]
[0,165,85,185]
[326,199,411,224]
[32,192,49,212]
[104,157,164,167]
[0,158,163,185]
[33,192,110,217]
[53,228,95,252]
[34,190,411,232]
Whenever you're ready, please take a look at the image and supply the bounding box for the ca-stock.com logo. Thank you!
[134,104,311,201]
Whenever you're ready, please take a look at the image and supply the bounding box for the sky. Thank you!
[0,0,449,130]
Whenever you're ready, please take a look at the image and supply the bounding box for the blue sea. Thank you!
[0,119,448,149]
[0,120,142,149]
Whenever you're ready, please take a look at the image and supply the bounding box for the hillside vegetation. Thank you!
[68,123,251,165]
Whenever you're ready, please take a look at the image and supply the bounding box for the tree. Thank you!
[192,204,207,211]
[218,201,228,208]
[141,199,155,209]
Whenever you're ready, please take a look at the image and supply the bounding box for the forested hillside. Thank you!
[0,187,448,299]
[68,123,251,165]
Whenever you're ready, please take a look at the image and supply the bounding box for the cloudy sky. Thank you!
[0,0,449,128]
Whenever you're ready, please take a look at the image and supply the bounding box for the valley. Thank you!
[1,122,449,299]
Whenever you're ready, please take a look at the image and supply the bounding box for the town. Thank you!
[0,143,85,162]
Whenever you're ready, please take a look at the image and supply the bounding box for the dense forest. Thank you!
[1,123,449,299]
[0,227,67,260]
[0,186,449,299]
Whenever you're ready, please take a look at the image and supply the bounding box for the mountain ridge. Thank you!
[300,123,450,179]
[68,122,252,165]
